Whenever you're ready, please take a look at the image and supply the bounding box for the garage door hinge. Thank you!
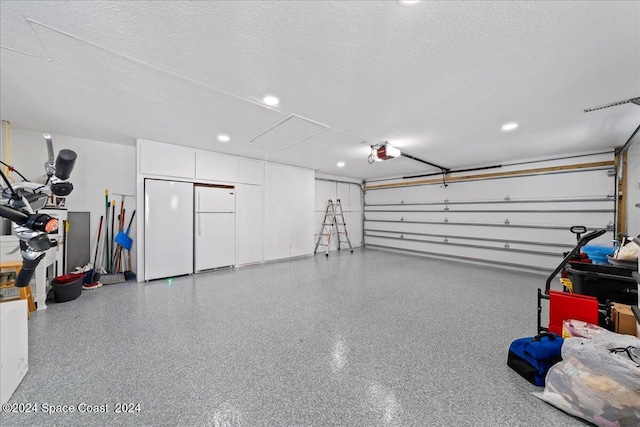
[504,195,510,201]
[606,221,614,230]
[504,242,510,248]
[444,237,449,243]
[504,218,510,225]
[444,217,449,223]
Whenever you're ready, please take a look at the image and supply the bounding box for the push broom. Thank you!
[84,215,104,290]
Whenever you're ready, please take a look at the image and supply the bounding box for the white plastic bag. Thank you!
[533,333,640,426]
[616,241,639,261]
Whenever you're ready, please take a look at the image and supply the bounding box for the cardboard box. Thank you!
[611,303,636,336]
[1,299,29,405]
[634,305,640,338]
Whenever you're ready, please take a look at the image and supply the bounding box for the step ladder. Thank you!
[314,199,353,257]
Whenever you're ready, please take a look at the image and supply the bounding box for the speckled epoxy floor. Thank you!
[0,248,586,426]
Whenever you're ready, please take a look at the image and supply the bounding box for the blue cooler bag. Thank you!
[507,332,564,386]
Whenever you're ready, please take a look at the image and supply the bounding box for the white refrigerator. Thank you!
[144,179,194,281]
[194,186,236,271]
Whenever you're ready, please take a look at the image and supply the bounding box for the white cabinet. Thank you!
[144,180,194,281]
[137,137,316,274]
[139,140,195,179]
[238,184,264,265]
[265,164,315,261]
[195,150,238,183]
[238,158,265,185]
[265,164,292,261]
[290,168,315,257]
[0,299,28,405]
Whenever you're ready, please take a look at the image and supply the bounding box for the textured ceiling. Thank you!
[1,1,639,180]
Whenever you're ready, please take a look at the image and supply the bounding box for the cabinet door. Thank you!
[139,140,195,179]
[195,150,238,183]
[264,164,291,261]
[238,158,265,185]
[238,184,263,265]
[290,168,315,257]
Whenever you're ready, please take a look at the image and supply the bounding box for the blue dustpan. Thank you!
[114,229,133,250]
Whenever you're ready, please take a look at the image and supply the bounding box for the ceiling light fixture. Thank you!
[398,0,420,5]
[263,95,279,106]
[337,162,345,167]
[217,134,230,142]
[501,122,518,131]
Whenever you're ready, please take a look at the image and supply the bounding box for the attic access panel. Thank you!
[247,114,329,151]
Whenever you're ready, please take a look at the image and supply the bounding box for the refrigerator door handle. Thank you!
[198,212,201,236]
[198,191,201,213]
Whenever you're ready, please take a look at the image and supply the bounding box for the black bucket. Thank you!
[51,273,85,303]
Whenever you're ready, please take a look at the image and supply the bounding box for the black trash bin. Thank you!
[566,262,638,306]
[51,273,85,303]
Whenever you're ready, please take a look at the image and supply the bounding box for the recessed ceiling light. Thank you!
[337,162,345,167]
[263,95,279,106]
[501,122,518,131]
[398,0,420,5]
[217,134,230,142]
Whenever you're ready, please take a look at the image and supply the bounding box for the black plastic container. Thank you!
[51,273,85,303]
[566,262,637,305]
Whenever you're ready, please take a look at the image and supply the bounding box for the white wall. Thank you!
[626,140,640,237]
[2,128,136,271]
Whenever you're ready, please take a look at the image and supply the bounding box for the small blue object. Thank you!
[582,245,615,265]
[114,229,133,250]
